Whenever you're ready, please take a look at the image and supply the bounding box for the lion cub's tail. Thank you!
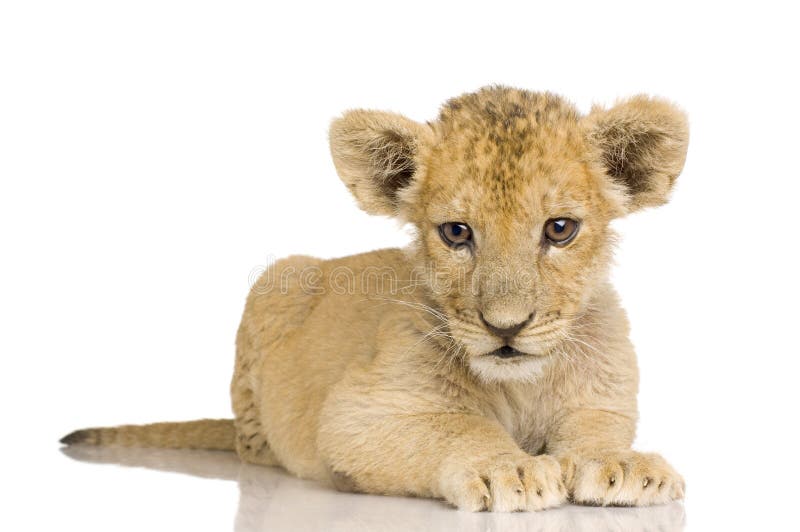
[59,419,236,451]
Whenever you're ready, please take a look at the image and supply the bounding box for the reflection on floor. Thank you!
[62,446,685,532]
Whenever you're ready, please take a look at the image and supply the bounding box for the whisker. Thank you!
[401,323,451,358]
[365,297,448,323]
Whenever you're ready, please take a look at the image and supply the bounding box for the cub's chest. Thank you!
[483,384,559,455]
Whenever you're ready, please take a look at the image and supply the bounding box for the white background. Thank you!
[2,1,798,531]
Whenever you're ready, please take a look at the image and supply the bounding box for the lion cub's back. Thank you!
[239,247,412,359]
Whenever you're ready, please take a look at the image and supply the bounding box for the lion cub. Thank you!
[62,86,688,512]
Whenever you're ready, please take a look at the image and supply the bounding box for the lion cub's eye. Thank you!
[438,222,472,248]
[544,218,580,246]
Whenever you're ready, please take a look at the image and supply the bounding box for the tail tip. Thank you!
[60,429,92,446]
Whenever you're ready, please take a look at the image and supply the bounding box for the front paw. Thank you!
[440,453,567,512]
[560,450,685,506]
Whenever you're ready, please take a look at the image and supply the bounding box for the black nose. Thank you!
[479,312,534,340]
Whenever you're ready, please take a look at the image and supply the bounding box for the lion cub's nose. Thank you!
[479,312,534,340]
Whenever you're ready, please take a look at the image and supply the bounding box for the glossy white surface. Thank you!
[61,446,686,532]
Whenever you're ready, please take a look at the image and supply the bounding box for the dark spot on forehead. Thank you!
[438,87,580,165]
[439,85,578,127]
[508,102,525,119]
[445,99,462,111]
[432,86,588,213]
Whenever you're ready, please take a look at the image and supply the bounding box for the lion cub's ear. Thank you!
[585,96,689,212]
[329,110,433,217]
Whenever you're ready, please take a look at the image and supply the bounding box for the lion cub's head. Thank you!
[330,86,688,382]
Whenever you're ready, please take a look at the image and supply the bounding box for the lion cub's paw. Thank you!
[560,450,684,507]
[440,453,567,512]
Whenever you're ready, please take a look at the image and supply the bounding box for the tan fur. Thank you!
[60,419,235,450]
[62,86,689,512]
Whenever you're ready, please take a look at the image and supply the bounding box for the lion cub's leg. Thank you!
[318,393,566,512]
[436,432,566,512]
[230,330,278,466]
[230,255,325,468]
[230,383,278,466]
[559,450,684,506]
[548,409,685,506]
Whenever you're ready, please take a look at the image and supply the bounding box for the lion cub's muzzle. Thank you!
[479,312,534,358]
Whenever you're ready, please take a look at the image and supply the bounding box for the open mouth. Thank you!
[487,345,526,359]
